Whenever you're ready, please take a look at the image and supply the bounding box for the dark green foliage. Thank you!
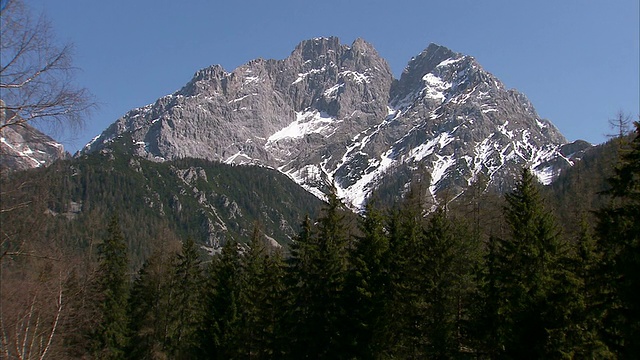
[167,238,205,358]
[595,121,640,358]
[344,200,390,358]
[127,246,178,359]
[235,224,287,358]
[93,216,130,359]
[5,121,640,359]
[480,168,581,358]
[285,185,352,359]
[200,240,243,359]
[382,195,481,358]
[198,225,288,359]
[1,149,323,269]
[545,137,624,240]
[563,218,613,358]
[420,209,480,358]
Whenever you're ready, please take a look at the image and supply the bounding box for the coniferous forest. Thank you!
[1,123,639,359]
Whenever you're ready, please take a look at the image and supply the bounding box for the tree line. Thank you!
[1,122,638,359]
[3,0,636,357]
[23,122,633,359]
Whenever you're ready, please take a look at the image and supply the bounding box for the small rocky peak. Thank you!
[391,44,452,100]
[350,38,377,55]
[318,42,385,84]
[559,140,592,160]
[0,122,69,172]
[179,64,228,97]
[191,64,227,82]
[405,43,459,76]
[293,36,344,61]
[391,43,473,104]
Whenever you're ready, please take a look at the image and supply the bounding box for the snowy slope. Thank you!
[1,122,68,172]
[81,38,586,210]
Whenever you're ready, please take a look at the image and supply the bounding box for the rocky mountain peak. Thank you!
[82,37,584,209]
[392,43,468,106]
[0,123,69,173]
[292,36,343,61]
[407,43,459,74]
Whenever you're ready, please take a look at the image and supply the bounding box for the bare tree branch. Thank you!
[0,0,93,135]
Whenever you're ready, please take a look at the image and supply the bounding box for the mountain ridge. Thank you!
[0,105,70,173]
[81,37,590,209]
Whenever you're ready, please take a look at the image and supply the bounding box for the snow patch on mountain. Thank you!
[292,67,327,85]
[408,132,455,163]
[336,149,397,210]
[324,83,344,99]
[266,110,339,146]
[422,73,451,102]
[79,38,576,211]
[429,155,456,196]
[339,70,370,84]
[1,137,45,167]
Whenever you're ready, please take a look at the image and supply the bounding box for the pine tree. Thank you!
[382,202,480,359]
[283,215,315,358]
[168,238,204,359]
[421,209,480,358]
[236,224,287,358]
[382,181,429,358]
[285,184,351,359]
[344,200,390,358]
[564,218,613,357]
[93,215,130,359]
[482,168,577,358]
[475,234,503,358]
[200,239,242,359]
[595,121,640,358]
[127,248,177,359]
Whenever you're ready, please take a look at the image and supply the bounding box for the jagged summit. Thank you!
[0,122,69,173]
[82,37,586,209]
[0,104,69,173]
[293,37,342,58]
[402,43,460,75]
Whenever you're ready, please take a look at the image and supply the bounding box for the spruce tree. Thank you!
[236,224,287,358]
[127,248,177,359]
[383,203,480,358]
[286,185,350,359]
[565,218,613,357]
[168,238,204,359]
[344,200,390,358]
[382,182,428,358]
[93,215,130,359]
[483,168,577,358]
[421,209,480,358]
[595,121,640,358]
[283,215,316,357]
[200,239,242,359]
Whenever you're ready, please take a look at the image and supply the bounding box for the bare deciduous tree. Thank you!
[1,1,94,357]
[1,267,66,360]
[0,0,92,134]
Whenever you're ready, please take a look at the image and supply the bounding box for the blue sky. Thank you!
[31,0,639,153]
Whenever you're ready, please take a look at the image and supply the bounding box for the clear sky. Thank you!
[30,0,639,153]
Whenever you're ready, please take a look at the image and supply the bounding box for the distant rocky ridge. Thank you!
[0,105,69,173]
[83,37,591,209]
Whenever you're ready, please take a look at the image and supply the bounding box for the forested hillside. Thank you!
[1,148,324,266]
[1,124,639,359]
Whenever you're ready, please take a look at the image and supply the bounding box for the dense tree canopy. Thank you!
[1,125,638,359]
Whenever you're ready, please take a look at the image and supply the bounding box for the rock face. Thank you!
[83,37,587,209]
[0,121,68,173]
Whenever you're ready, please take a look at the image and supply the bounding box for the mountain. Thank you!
[0,119,69,173]
[82,37,589,209]
[1,148,324,262]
